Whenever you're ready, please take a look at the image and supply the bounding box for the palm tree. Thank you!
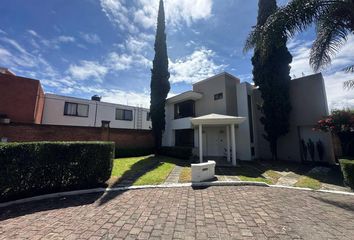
[246,0,354,89]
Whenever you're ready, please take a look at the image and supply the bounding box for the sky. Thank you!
[0,0,353,110]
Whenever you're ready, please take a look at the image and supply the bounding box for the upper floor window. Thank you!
[174,100,195,119]
[214,92,223,100]
[146,112,151,121]
[64,102,89,117]
[116,108,133,121]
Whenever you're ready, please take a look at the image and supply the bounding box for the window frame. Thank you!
[63,102,89,117]
[214,92,223,100]
[115,108,133,121]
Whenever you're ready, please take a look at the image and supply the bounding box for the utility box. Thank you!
[191,161,216,182]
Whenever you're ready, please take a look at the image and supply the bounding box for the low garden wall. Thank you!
[0,141,115,202]
[0,123,154,150]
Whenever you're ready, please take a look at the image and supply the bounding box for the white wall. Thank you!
[42,94,151,130]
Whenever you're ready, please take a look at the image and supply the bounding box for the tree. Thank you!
[245,0,293,160]
[248,0,354,88]
[150,0,170,151]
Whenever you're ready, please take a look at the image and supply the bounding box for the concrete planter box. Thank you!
[191,161,216,182]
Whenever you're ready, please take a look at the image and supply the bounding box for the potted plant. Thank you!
[307,139,315,161]
[316,140,325,162]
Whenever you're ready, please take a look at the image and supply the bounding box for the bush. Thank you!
[115,148,154,158]
[0,141,114,202]
[339,159,354,189]
[158,146,192,159]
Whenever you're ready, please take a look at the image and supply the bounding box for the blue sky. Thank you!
[0,0,353,109]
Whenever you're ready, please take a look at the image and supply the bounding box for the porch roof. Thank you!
[191,113,246,126]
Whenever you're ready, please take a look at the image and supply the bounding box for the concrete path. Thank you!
[164,165,183,184]
[1,186,353,239]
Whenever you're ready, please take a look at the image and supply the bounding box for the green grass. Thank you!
[134,162,175,185]
[238,176,272,184]
[109,155,182,186]
[179,167,192,183]
[294,176,322,190]
[264,170,282,184]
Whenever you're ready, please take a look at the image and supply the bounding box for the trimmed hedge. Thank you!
[158,146,192,160]
[0,141,114,202]
[339,159,354,189]
[115,148,154,158]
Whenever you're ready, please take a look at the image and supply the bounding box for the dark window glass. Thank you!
[64,102,89,117]
[174,100,195,119]
[116,109,133,121]
[175,129,194,147]
[214,92,223,100]
[146,112,151,121]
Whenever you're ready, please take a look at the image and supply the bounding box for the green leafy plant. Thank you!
[246,0,354,84]
[0,141,114,202]
[316,140,325,161]
[244,0,292,160]
[300,139,308,162]
[339,159,354,189]
[315,109,354,157]
[307,139,315,161]
[150,0,170,151]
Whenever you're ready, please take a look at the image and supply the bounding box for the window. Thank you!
[175,129,194,147]
[214,92,223,100]
[174,100,195,119]
[116,108,133,121]
[64,102,89,117]
[146,112,151,121]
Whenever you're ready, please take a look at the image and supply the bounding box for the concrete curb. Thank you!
[1,181,352,208]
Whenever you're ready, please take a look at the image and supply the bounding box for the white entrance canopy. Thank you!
[191,114,246,166]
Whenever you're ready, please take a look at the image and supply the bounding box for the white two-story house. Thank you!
[162,72,335,166]
[42,94,152,130]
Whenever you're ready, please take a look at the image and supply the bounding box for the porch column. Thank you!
[226,125,230,162]
[231,124,236,166]
[199,124,203,163]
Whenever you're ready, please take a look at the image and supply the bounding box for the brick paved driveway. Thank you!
[1,186,354,240]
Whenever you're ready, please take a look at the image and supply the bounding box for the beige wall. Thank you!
[193,73,240,117]
[253,73,335,163]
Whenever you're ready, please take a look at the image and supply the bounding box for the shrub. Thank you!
[339,159,354,189]
[115,148,154,158]
[158,146,192,160]
[0,141,114,202]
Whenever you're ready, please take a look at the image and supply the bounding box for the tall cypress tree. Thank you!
[150,0,170,151]
[251,0,292,160]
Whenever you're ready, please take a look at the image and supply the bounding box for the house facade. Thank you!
[162,72,335,165]
[42,94,152,130]
[0,69,152,130]
[0,70,44,124]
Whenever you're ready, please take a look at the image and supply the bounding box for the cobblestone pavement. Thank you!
[164,166,183,184]
[1,186,354,240]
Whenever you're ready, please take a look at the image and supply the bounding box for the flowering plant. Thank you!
[315,110,354,133]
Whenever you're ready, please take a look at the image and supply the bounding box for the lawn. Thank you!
[108,155,185,186]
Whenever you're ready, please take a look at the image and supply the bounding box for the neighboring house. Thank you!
[0,69,44,124]
[0,69,152,130]
[162,72,335,165]
[42,94,151,130]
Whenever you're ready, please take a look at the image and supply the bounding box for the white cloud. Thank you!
[101,89,151,108]
[106,52,133,70]
[80,33,101,44]
[289,36,354,110]
[57,35,75,43]
[68,60,108,82]
[100,0,213,31]
[169,47,226,84]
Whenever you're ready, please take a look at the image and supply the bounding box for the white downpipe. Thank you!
[231,124,236,166]
[226,125,230,162]
[199,124,203,163]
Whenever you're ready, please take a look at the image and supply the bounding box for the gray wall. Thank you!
[253,73,335,163]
